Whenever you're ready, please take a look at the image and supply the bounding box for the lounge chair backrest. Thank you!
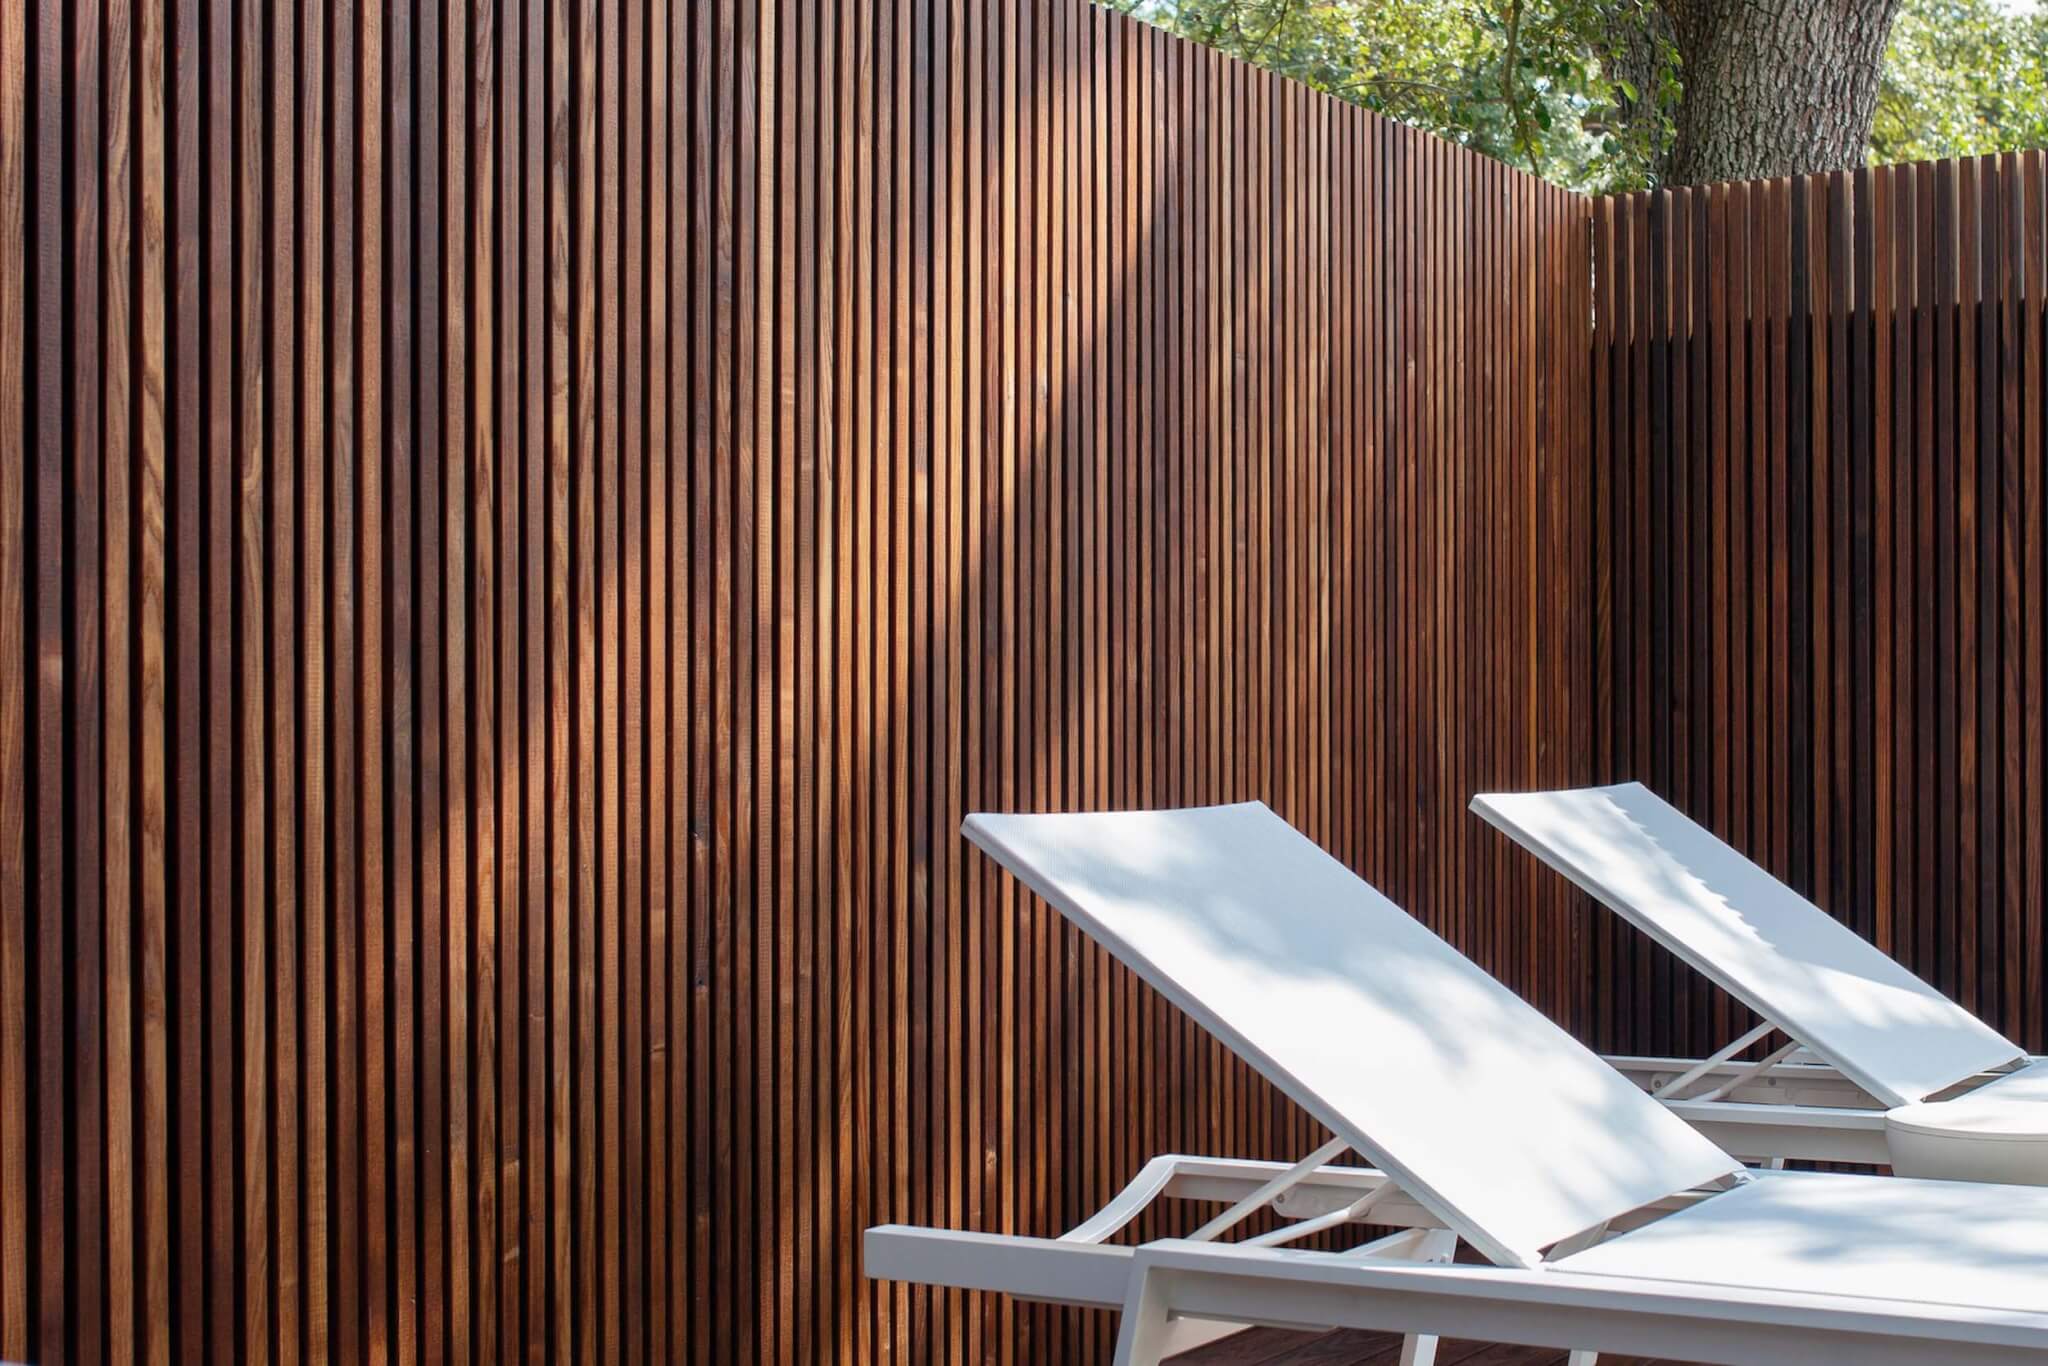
[1471,782,2026,1106]
[964,802,1743,1270]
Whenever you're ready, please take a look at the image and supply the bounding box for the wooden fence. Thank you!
[1590,158,2048,1064]
[0,1,1592,1362]
[8,3,2046,1366]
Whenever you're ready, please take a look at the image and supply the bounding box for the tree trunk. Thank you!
[1658,0,1904,185]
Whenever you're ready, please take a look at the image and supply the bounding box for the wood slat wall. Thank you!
[0,0,1596,1361]
[1590,156,2048,1062]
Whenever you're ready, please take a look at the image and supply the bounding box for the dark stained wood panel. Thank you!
[10,0,2048,1359]
[0,0,1671,1360]
[1589,155,2048,1062]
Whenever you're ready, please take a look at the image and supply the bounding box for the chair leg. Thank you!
[1113,1262,1181,1366]
[1398,1334,1440,1366]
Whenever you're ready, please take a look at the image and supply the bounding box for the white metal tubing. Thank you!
[1651,1022,1778,1100]
[1062,1155,1185,1245]
[1156,1154,1389,1217]
[1061,1154,1414,1246]
[864,1225,1133,1308]
[1691,1040,1804,1105]
[1337,1228,1436,1261]
[1112,1239,2048,1366]
[1188,1137,1351,1244]
[1240,1183,1395,1249]
[1393,1229,1459,1366]
[1112,1259,1185,1366]
[1655,1098,1892,1164]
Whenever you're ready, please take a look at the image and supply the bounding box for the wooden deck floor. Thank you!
[1172,1327,1698,1365]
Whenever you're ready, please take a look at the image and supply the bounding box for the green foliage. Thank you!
[1109,0,2046,192]
[1104,0,1680,192]
[1872,0,2048,164]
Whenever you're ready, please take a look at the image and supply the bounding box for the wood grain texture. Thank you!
[1591,156,2048,1061]
[0,0,1586,1359]
[11,3,2041,1364]
[0,0,24,1351]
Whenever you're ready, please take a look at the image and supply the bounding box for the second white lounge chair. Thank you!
[1473,782,2048,1181]
[866,802,2048,1364]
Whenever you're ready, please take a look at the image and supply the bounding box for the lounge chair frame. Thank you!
[866,803,2048,1365]
[870,1148,2048,1365]
[869,1143,1711,1364]
[1471,783,2048,1166]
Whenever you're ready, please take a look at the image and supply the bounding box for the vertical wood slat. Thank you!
[1591,150,2048,1064]
[2024,150,2046,1051]
[27,0,67,1357]
[0,0,24,1350]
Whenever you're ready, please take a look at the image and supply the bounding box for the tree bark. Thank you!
[1658,0,1904,185]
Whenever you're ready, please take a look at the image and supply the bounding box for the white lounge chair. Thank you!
[864,802,2048,1364]
[1472,782,2048,1180]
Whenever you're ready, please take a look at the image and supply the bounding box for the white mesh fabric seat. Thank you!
[963,801,1742,1267]
[1471,782,2027,1106]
